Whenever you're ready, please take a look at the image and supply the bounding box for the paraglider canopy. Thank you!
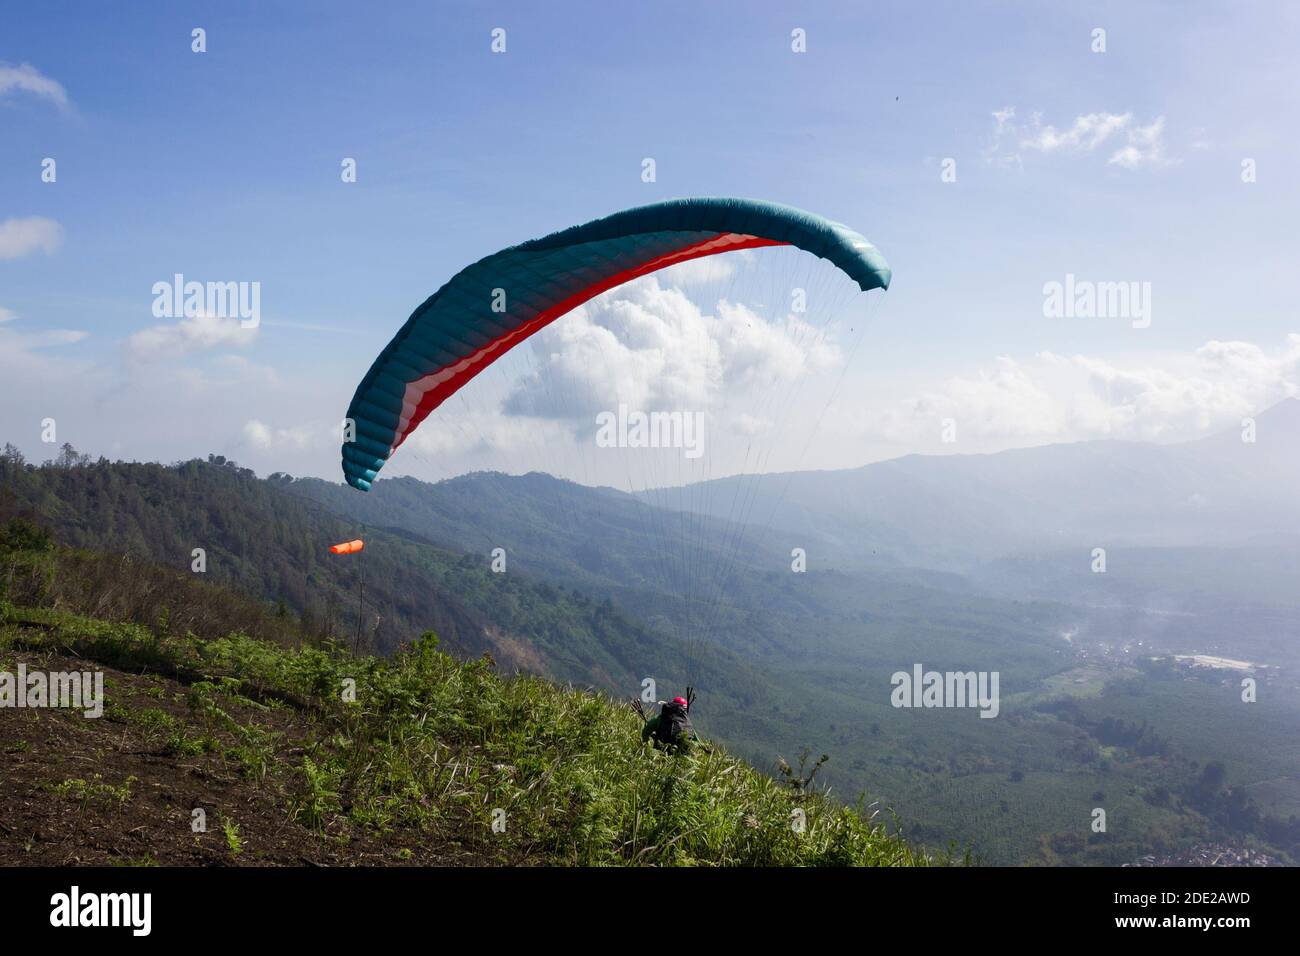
[329,539,365,555]
[340,197,891,491]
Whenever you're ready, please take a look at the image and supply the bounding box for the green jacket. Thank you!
[641,710,698,751]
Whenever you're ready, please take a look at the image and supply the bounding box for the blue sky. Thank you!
[3,1,1298,484]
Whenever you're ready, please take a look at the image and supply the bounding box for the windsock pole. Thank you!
[355,544,365,655]
[327,538,366,654]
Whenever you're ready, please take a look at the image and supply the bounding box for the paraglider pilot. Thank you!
[636,687,698,753]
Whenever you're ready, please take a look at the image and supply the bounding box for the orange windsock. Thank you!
[329,539,365,555]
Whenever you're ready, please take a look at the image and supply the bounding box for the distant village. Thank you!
[1125,844,1283,867]
[1069,635,1294,691]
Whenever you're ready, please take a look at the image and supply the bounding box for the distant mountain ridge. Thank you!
[292,398,1300,583]
[642,396,1300,570]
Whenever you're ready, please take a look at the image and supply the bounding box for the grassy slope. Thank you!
[0,458,783,736]
[0,596,934,867]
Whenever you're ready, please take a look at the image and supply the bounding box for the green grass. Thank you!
[49,774,138,808]
[220,816,245,857]
[1,604,935,867]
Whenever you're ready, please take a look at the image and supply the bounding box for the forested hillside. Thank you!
[0,444,772,718]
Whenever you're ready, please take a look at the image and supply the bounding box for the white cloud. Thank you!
[20,328,87,348]
[869,335,1300,446]
[876,355,1065,442]
[125,311,259,362]
[0,310,336,481]
[242,420,274,448]
[1108,117,1170,169]
[1026,112,1132,153]
[241,419,323,452]
[0,62,68,109]
[502,275,841,421]
[1068,336,1300,437]
[0,309,87,352]
[0,217,63,260]
[715,299,837,387]
[986,108,1175,170]
[404,408,573,460]
[656,250,750,287]
[730,412,775,437]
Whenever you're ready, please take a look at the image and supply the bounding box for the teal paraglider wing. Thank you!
[341,197,890,491]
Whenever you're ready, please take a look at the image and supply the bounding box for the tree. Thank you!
[1199,761,1227,793]
[53,443,90,469]
[0,517,54,553]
